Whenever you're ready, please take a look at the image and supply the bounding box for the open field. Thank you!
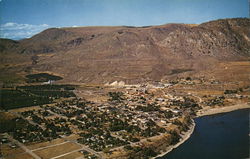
[4,152,34,159]
[9,105,42,113]
[27,138,66,150]
[56,151,83,159]
[0,144,24,156]
[33,142,81,159]
[203,61,250,84]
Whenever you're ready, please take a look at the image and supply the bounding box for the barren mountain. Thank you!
[0,18,249,84]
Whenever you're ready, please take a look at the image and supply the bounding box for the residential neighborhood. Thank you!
[1,77,249,159]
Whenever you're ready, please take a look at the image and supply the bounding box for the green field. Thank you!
[0,84,76,110]
[0,89,53,110]
[25,73,63,83]
[17,84,75,90]
[27,90,75,98]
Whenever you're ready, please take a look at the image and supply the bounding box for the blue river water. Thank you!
[158,108,249,159]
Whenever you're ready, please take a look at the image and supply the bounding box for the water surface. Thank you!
[158,109,249,159]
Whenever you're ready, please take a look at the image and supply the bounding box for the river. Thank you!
[158,108,249,159]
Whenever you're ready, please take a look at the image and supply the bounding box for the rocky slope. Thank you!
[0,18,249,84]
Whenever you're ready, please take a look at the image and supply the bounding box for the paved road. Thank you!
[5,133,41,159]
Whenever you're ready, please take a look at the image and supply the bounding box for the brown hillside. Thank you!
[0,18,249,84]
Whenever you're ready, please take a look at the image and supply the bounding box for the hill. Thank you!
[0,18,249,84]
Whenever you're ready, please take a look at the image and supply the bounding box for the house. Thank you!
[171,109,181,114]
[43,80,54,85]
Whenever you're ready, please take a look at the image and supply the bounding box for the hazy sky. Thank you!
[0,0,248,39]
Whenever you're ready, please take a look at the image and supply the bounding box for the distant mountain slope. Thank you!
[0,18,249,84]
[0,38,19,52]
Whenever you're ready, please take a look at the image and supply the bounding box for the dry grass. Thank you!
[56,151,83,159]
[62,134,79,141]
[192,90,224,96]
[0,144,24,156]
[0,112,17,121]
[4,152,34,159]
[27,138,65,150]
[33,142,81,159]
[208,61,250,84]
[9,106,41,113]
[106,149,128,159]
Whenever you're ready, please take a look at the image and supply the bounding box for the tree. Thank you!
[169,130,180,145]
[142,147,158,157]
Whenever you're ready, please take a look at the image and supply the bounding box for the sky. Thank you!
[0,0,249,40]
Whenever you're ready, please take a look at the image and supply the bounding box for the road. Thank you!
[110,133,132,144]
[44,108,104,159]
[190,94,203,103]
[50,148,84,159]
[6,106,104,159]
[8,111,45,130]
[5,133,41,159]
[62,137,104,159]
[109,133,166,152]
[46,110,68,119]
[31,141,69,151]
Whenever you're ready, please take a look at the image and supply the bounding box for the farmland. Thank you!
[0,84,76,110]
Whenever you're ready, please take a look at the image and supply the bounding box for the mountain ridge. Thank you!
[0,18,249,84]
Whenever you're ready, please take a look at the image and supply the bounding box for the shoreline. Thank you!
[196,102,250,117]
[153,120,195,159]
[152,103,249,159]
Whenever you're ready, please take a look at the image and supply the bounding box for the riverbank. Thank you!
[153,120,195,159]
[196,103,250,117]
[153,102,249,159]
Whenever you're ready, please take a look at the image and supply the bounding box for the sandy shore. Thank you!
[152,102,249,159]
[196,102,250,117]
[153,120,195,159]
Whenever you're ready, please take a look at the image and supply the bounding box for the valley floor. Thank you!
[1,75,250,159]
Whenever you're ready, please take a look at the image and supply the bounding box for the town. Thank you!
[1,77,249,159]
